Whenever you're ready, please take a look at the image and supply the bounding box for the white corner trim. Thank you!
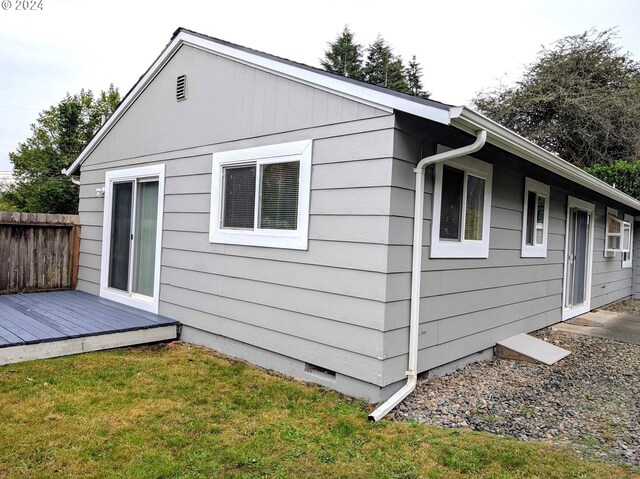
[520,177,550,258]
[562,196,595,321]
[430,154,493,259]
[209,139,311,250]
[99,164,165,314]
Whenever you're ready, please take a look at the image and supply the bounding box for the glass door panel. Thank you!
[572,210,589,305]
[108,181,133,291]
[133,180,159,297]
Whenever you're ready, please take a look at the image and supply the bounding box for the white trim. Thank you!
[451,108,640,212]
[430,154,493,258]
[562,196,595,321]
[64,29,640,217]
[99,164,165,313]
[521,178,550,258]
[64,30,449,176]
[209,140,311,250]
[623,213,634,269]
[604,207,631,257]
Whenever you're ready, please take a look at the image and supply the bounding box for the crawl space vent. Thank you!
[176,74,187,101]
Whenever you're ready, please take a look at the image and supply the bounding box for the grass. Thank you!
[0,342,634,479]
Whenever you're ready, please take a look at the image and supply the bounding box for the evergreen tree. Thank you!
[406,55,430,99]
[320,25,363,79]
[362,35,410,94]
[3,85,120,214]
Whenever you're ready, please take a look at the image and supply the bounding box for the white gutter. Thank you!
[368,130,487,422]
[451,107,640,211]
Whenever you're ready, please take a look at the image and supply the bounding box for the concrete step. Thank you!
[496,333,571,365]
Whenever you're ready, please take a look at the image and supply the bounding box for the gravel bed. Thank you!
[601,298,640,315]
[393,328,640,467]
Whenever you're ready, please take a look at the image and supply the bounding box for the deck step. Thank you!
[496,333,570,365]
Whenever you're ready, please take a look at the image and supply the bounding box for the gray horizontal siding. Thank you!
[76,43,401,386]
[382,120,637,385]
[82,45,389,168]
[161,301,383,386]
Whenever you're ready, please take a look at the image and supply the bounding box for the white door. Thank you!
[563,197,594,320]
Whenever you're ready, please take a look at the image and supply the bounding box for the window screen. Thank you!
[439,166,464,240]
[464,175,485,241]
[259,162,300,230]
[525,190,536,245]
[536,195,545,244]
[222,166,256,228]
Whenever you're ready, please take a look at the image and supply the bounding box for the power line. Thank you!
[0,106,40,111]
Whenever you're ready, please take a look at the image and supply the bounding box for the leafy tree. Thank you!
[320,25,364,79]
[362,35,410,94]
[3,85,120,214]
[406,55,430,99]
[585,160,640,199]
[473,29,640,168]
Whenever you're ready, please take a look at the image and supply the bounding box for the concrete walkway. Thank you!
[552,309,640,345]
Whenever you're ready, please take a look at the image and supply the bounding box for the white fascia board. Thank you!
[450,107,640,211]
[64,30,450,176]
[64,37,183,176]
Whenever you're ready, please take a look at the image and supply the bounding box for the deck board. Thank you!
[9,293,106,335]
[0,291,179,350]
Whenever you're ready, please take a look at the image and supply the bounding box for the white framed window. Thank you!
[431,155,493,258]
[605,207,631,257]
[209,140,312,250]
[622,213,634,268]
[521,178,550,258]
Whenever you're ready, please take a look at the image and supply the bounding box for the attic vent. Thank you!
[176,74,187,101]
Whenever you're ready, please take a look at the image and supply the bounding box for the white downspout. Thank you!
[368,130,487,421]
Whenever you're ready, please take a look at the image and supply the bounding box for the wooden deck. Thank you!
[0,290,179,365]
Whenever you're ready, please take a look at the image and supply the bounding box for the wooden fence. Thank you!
[0,212,80,294]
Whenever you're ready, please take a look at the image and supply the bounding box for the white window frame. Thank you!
[209,140,312,250]
[605,207,631,257]
[622,213,634,268]
[520,178,550,258]
[99,164,165,314]
[430,155,493,258]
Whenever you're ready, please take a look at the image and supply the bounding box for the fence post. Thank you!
[69,224,81,290]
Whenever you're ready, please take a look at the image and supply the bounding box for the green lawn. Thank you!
[0,342,633,478]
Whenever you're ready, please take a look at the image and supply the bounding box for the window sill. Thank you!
[430,241,489,259]
[521,247,547,258]
[209,229,308,250]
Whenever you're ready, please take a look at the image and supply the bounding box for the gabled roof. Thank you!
[65,28,640,211]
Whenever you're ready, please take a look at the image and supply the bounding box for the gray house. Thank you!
[64,28,640,418]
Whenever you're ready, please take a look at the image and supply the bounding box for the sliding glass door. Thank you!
[101,165,164,313]
[108,179,159,298]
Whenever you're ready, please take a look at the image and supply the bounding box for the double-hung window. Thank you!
[209,140,312,250]
[431,155,493,258]
[605,207,631,257]
[521,178,550,258]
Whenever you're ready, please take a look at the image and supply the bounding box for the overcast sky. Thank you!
[1,0,639,171]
